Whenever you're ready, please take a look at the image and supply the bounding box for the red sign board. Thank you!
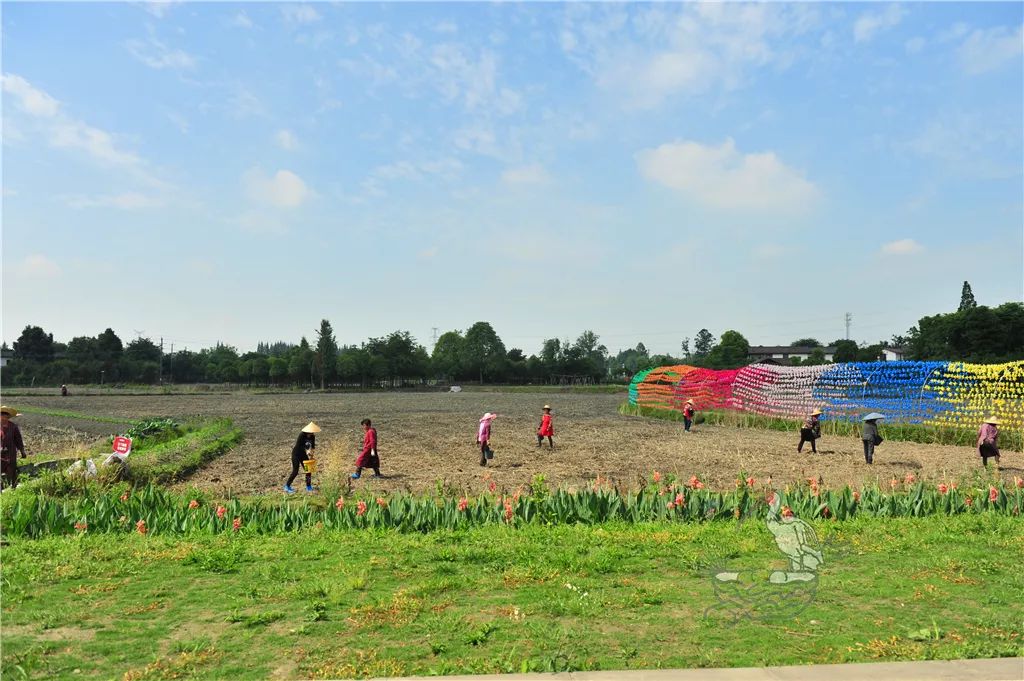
[112,436,133,456]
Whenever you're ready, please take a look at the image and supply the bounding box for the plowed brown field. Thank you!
[9,392,1018,495]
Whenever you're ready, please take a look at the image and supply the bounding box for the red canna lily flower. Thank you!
[781,506,794,518]
[653,471,662,483]
[376,497,387,508]
[1015,477,1023,489]
[457,498,468,512]
[488,480,497,493]
[675,493,684,506]
[356,501,367,516]
[120,491,130,502]
[688,475,700,489]
[904,473,916,485]
[216,505,226,519]
[666,501,675,510]
[232,517,242,532]
[188,499,200,510]
[889,478,898,491]
[964,496,973,507]
[853,491,861,502]
[335,497,345,510]
[988,487,998,503]
[135,519,147,535]
[74,521,88,532]
[938,483,949,495]
[746,477,755,488]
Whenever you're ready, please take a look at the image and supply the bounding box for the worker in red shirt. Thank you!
[536,405,554,449]
[352,418,381,479]
[682,399,696,433]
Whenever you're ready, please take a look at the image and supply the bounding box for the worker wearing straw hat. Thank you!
[682,399,696,433]
[478,412,497,466]
[537,405,555,449]
[284,421,320,494]
[798,409,823,454]
[1,406,27,490]
[977,417,1001,468]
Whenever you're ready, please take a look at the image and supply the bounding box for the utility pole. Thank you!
[844,313,852,340]
[159,337,164,384]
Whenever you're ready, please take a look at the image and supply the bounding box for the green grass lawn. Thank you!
[3,515,1021,680]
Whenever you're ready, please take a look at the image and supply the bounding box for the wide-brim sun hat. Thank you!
[811,409,823,416]
[984,416,1001,425]
[863,412,886,421]
[0,405,19,417]
[543,405,552,410]
[686,399,694,404]
[481,412,498,421]
[301,422,321,433]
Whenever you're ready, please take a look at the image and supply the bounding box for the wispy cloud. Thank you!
[636,138,818,213]
[501,164,551,186]
[853,4,907,44]
[243,167,313,208]
[282,4,320,25]
[141,1,180,19]
[230,11,254,30]
[957,24,1023,75]
[275,129,298,151]
[125,37,196,70]
[64,193,164,210]
[2,74,60,117]
[881,238,923,255]
[13,254,61,278]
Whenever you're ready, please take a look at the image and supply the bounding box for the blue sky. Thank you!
[2,1,1022,355]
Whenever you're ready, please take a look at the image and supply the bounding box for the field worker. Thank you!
[682,399,696,432]
[352,418,381,479]
[478,412,497,466]
[797,409,823,454]
[1,406,27,490]
[977,417,1000,468]
[61,384,69,397]
[861,413,884,465]
[284,421,320,494]
[537,405,554,449]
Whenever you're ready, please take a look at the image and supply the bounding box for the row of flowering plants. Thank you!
[2,475,1022,539]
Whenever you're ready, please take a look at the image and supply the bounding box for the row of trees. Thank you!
[5,285,1020,387]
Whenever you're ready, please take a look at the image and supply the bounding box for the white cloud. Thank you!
[167,111,189,134]
[881,239,923,255]
[14,254,60,278]
[233,210,288,235]
[125,38,196,70]
[282,4,320,25]
[904,37,926,55]
[635,138,818,213]
[230,11,254,29]
[64,193,163,210]
[275,129,298,150]
[1,74,60,117]
[562,4,822,109]
[2,73,165,187]
[957,25,1024,75]
[501,164,551,186]
[854,4,907,43]
[243,168,313,208]
[228,87,266,119]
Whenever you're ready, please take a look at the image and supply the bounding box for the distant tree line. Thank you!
[4,284,1020,387]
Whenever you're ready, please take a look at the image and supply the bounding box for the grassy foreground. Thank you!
[3,515,1021,680]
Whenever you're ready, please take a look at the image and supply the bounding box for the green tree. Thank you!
[96,328,123,359]
[958,281,977,312]
[693,329,715,357]
[66,336,99,362]
[463,322,506,383]
[803,347,828,365]
[790,338,822,347]
[289,338,315,387]
[431,331,465,380]
[314,320,339,389]
[125,337,161,363]
[832,339,859,363]
[268,357,289,385]
[13,325,55,361]
[706,330,750,369]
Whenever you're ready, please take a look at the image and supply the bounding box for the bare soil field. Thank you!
[8,392,1018,495]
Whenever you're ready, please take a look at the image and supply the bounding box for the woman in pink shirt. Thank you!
[478,412,497,466]
[977,416,1000,468]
